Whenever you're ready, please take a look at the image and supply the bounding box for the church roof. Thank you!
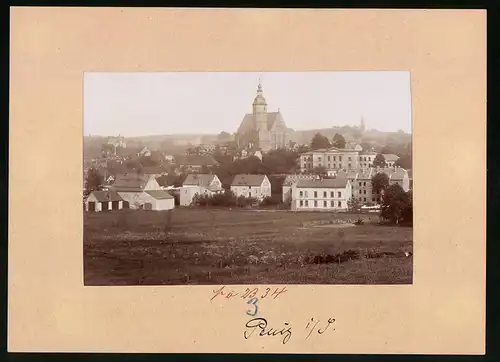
[237,112,283,135]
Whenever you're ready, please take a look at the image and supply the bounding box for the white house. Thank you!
[230,174,271,200]
[139,147,151,157]
[282,174,319,203]
[180,174,224,206]
[108,173,175,210]
[85,190,125,212]
[383,154,400,167]
[291,178,352,212]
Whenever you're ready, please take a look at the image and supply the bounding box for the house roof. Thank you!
[176,155,219,166]
[282,174,318,186]
[145,190,174,200]
[383,154,400,162]
[296,178,349,189]
[183,174,216,188]
[111,173,153,192]
[90,190,123,202]
[336,170,359,180]
[231,174,267,186]
[140,166,167,175]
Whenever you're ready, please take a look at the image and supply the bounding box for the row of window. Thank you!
[299,190,342,198]
[302,156,375,162]
[299,200,343,208]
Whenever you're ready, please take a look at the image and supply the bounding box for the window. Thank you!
[363,182,366,186]
[305,200,309,207]
[328,156,331,161]
[323,191,327,198]
[364,157,367,161]
[323,200,327,207]
[314,200,318,207]
[364,190,366,194]
[330,201,334,207]
[339,156,343,161]
[358,182,362,186]
[338,201,341,207]
[314,191,318,198]
[300,200,303,206]
[299,191,303,197]
[318,157,322,161]
[305,191,308,197]
[364,197,367,202]
[333,163,336,168]
[333,156,336,161]
[348,163,351,168]
[327,163,330,168]
[372,197,376,202]
[330,191,334,197]
[348,157,352,161]
[338,191,341,197]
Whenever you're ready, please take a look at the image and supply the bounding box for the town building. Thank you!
[336,167,410,205]
[175,155,219,173]
[299,147,361,175]
[282,174,319,203]
[382,154,400,167]
[290,178,352,212]
[107,136,127,149]
[180,174,224,206]
[235,81,293,152]
[108,173,174,210]
[85,190,125,212]
[233,149,263,162]
[358,151,377,169]
[230,174,272,200]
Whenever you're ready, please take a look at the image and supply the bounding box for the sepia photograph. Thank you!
[83,71,413,286]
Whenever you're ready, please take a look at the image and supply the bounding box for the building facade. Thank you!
[230,174,271,200]
[290,178,352,212]
[282,174,319,203]
[235,82,292,152]
[180,174,224,206]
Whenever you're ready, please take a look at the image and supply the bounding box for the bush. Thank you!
[354,217,364,225]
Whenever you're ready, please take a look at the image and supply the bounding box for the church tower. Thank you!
[252,80,270,151]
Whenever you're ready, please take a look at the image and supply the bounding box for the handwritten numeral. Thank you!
[246,297,259,316]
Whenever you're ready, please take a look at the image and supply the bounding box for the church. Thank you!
[235,82,292,152]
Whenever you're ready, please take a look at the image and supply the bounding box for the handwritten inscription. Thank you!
[246,298,259,316]
[210,286,288,302]
[243,317,336,345]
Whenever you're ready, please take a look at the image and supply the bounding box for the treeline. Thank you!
[192,190,287,208]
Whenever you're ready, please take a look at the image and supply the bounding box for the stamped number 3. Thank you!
[246,298,258,316]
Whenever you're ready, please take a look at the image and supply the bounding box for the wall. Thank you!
[152,198,175,211]
[118,192,154,209]
[231,183,270,200]
[291,183,352,211]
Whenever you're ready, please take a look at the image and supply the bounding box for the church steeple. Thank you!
[253,78,267,107]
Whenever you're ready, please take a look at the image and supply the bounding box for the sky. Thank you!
[84,71,412,137]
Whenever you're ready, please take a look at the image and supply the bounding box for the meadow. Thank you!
[83,208,413,285]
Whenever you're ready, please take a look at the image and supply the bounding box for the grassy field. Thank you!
[84,208,413,285]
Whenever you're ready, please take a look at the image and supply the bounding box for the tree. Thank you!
[332,133,346,149]
[394,154,412,169]
[380,184,411,224]
[372,153,386,168]
[84,168,104,196]
[217,131,232,144]
[371,172,390,203]
[347,196,361,212]
[310,133,331,150]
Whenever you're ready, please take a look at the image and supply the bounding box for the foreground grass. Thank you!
[84,208,413,285]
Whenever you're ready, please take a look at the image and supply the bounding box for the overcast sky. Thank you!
[84,71,412,137]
